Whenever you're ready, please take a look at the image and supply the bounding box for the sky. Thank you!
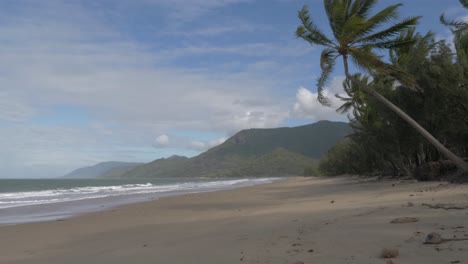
[0,0,466,178]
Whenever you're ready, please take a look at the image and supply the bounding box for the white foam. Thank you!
[0,178,277,210]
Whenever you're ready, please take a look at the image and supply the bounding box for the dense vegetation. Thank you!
[298,0,468,179]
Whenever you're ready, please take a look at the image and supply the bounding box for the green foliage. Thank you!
[303,165,319,176]
[319,35,468,177]
[300,0,468,176]
[296,0,420,104]
[441,0,468,76]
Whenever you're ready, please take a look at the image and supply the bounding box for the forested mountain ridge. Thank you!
[115,121,351,178]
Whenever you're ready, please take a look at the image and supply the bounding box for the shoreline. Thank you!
[0,177,280,225]
[1,177,467,263]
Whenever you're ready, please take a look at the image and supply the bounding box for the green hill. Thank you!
[205,148,319,177]
[201,120,351,160]
[116,121,350,178]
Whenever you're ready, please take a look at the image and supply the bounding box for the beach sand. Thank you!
[1,177,467,264]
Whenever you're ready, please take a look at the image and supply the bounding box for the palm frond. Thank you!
[323,0,350,40]
[361,38,416,50]
[351,0,376,18]
[345,0,353,19]
[440,15,468,31]
[324,0,334,24]
[336,99,353,114]
[296,5,335,47]
[461,0,468,8]
[335,78,354,114]
[336,73,370,114]
[349,47,416,88]
[354,16,420,44]
[440,0,468,33]
[348,4,401,42]
[389,29,436,67]
[348,46,384,72]
[341,14,368,42]
[317,48,338,106]
[367,4,400,24]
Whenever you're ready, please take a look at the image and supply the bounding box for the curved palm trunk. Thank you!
[342,55,468,173]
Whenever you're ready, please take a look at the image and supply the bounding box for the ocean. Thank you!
[0,178,277,225]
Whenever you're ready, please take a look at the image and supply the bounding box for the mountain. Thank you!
[62,161,143,178]
[117,121,351,178]
[117,155,190,179]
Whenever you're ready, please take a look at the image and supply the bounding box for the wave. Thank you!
[0,178,277,210]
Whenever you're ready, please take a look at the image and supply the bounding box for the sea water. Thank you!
[0,178,277,224]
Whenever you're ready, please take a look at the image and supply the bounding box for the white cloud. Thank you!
[155,134,170,147]
[292,76,349,121]
[327,76,347,95]
[152,134,227,151]
[0,1,291,133]
[292,87,347,122]
[0,0,306,177]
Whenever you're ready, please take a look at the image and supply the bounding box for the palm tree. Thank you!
[296,0,468,172]
[440,0,468,68]
[335,73,369,118]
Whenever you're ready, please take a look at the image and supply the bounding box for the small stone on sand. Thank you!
[424,232,443,244]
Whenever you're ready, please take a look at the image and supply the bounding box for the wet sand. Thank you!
[1,177,467,264]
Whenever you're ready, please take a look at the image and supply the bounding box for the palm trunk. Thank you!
[342,55,468,172]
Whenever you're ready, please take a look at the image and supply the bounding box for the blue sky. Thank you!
[0,0,466,178]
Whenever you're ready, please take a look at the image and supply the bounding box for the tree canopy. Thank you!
[296,0,468,178]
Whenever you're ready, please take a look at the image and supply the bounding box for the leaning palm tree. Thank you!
[296,0,468,172]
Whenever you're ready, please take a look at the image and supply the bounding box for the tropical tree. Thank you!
[296,0,468,172]
[335,73,370,117]
[440,0,468,71]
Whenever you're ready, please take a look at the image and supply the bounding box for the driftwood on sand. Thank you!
[421,203,468,210]
[424,232,468,245]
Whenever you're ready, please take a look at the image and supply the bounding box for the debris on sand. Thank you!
[390,217,419,224]
[424,232,468,244]
[381,248,399,259]
[424,232,444,244]
[422,203,468,210]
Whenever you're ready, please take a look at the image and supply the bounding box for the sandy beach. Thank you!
[1,177,467,264]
